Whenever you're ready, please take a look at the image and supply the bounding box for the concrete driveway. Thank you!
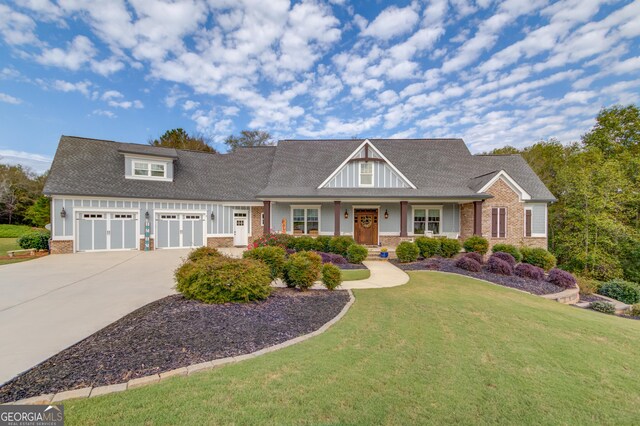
[0,249,191,385]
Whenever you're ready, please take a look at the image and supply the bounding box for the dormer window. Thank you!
[359,162,374,187]
[133,161,166,178]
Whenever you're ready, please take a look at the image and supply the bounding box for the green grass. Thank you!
[0,237,38,265]
[63,272,640,425]
[341,268,370,281]
[0,224,40,238]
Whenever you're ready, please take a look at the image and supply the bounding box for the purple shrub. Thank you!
[464,252,483,264]
[423,257,444,270]
[514,263,545,281]
[547,268,577,289]
[455,256,483,272]
[285,248,296,256]
[314,251,348,265]
[486,257,514,276]
[490,252,516,267]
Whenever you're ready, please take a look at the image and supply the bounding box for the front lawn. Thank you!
[0,224,40,238]
[63,272,640,424]
[0,238,31,266]
[341,268,370,281]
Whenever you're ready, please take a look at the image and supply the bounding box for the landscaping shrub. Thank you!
[576,276,601,295]
[187,246,221,262]
[315,251,347,265]
[346,244,368,264]
[283,251,323,290]
[439,238,462,258]
[314,235,332,253]
[486,256,513,276]
[454,256,482,272]
[598,279,640,304]
[396,241,419,263]
[464,251,484,264]
[242,246,287,280]
[590,301,616,315]
[463,236,489,255]
[547,268,577,289]
[17,230,50,250]
[251,233,294,249]
[629,304,640,317]
[292,236,317,252]
[321,263,342,290]
[514,263,545,281]
[491,244,522,262]
[175,257,272,304]
[520,247,556,271]
[490,252,516,267]
[415,236,441,258]
[328,236,355,257]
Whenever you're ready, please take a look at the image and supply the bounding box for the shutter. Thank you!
[491,208,498,238]
[499,208,506,238]
[525,209,532,237]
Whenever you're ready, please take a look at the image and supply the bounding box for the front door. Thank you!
[233,212,248,246]
[354,209,378,245]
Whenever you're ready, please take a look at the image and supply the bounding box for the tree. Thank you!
[0,164,44,224]
[149,128,217,153]
[224,130,273,152]
[24,195,51,227]
[582,105,640,158]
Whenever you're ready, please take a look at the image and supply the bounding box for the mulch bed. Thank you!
[578,294,608,303]
[337,263,367,270]
[0,288,350,403]
[390,257,565,295]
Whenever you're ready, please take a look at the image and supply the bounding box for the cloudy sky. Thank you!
[1,0,639,173]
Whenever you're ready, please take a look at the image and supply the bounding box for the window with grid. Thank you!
[292,208,320,235]
[133,161,166,178]
[359,162,373,187]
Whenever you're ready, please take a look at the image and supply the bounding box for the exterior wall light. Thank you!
[211,212,215,221]
[384,209,389,219]
[60,207,66,218]
[145,211,150,220]
[344,209,349,219]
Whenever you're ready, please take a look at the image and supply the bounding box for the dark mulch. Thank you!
[579,294,608,303]
[0,288,350,403]
[338,263,367,270]
[390,257,565,295]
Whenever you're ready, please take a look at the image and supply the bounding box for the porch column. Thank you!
[263,200,271,235]
[473,200,483,236]
[400,201,408,237]
[334,201,341,236]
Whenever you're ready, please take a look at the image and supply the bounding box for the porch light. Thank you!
[211,212,215,221]
[384,209,389,219]
[145,211,150,220]
[60,207,66,218]
[344,209,349,219]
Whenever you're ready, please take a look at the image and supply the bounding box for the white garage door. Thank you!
[156,213,205,249]
[77,212,138,252]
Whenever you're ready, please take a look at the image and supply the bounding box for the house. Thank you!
[43,136,555,253]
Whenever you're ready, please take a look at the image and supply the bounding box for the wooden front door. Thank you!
[354,209,378,245]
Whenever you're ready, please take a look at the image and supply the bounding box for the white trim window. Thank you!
[133,161,166,178]
[359,162,374,187]
[291,206,320,235]
[413,207,441,235]
[524,204,547,237]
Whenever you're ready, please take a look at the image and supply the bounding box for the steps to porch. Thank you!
[366,246,395,260]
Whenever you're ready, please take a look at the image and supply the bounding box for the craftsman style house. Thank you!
[44,136,555,253]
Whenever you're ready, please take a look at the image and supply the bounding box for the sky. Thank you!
[1,0,639,174]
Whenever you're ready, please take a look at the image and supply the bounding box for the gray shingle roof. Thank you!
[44,136,555,202]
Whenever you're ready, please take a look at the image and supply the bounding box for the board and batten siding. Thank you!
[324,161,410,188]
[50,197,252,239]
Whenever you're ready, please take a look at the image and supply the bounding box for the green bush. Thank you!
[187,247,221,262]
[283,251,323,290]
[396,241,419,263]
[598,279,640,304]
[629,304,640,317]
[175,257,272,304]
[321,263,342,290]
[463,236,489,255]
[292,236,317,252]
[17,230,50,250]
[491,244,522,262]
[590,301,616,315]
[251,233,295,249]
[521,247,557,271]
[328,236,355,257]
[415,236,441,258]
[439,238,461,258]
[314,236,332,253]
[346,244,368,264]
[576,276,601,295]
[243,246,287,280]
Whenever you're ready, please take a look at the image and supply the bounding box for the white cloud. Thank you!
[360,4,420,40]
[0,4,38,45]
[36,35,96,70]
[52,80,92,96]
[182,100,200,111]
[0,93,23,104]
[0,149,52,173]
[91,109,116,118]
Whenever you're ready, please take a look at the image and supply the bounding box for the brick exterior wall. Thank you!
[207,237,234,248]
[250,206,264,239]
[50,240,73,254]
[379,235,415,248]
[480,178,548,250]
[459,203,474,240]
[139,238,155,251]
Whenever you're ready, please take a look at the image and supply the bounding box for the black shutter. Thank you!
[491,208,498,238]
[525,209,532,237]
[499,208,506,238]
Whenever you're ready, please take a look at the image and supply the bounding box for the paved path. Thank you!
[0,250,189,385]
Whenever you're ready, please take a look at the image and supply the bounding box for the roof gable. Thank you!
[318,139,416,189]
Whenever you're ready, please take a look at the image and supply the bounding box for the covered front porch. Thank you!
[261,199,485,246]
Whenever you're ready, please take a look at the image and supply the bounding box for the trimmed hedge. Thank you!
[283,251,323,290]
[590,301,615,314]
[547,268,577,289]
[175,256,272,304]
[243,246,287,280]
[17,230,50,250]
[491,244,522,262]
[415,236,441,258]
[514,263,545,281]
[346,244,368,264]
[463,236,489,255]
[321,263,342,290]
[598,279,640,304]
[490,252,516,267]
[487,257,513,276]
[396,241,419,263]
[187,247,222,262]
[454,256,482,272]
[439,238,461,258]
[521,247,557,271]
[328,236,355,257]
[314,236,332,253]
[464,252,484,264]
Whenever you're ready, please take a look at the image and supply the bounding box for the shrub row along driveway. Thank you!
[0,249,189,385]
